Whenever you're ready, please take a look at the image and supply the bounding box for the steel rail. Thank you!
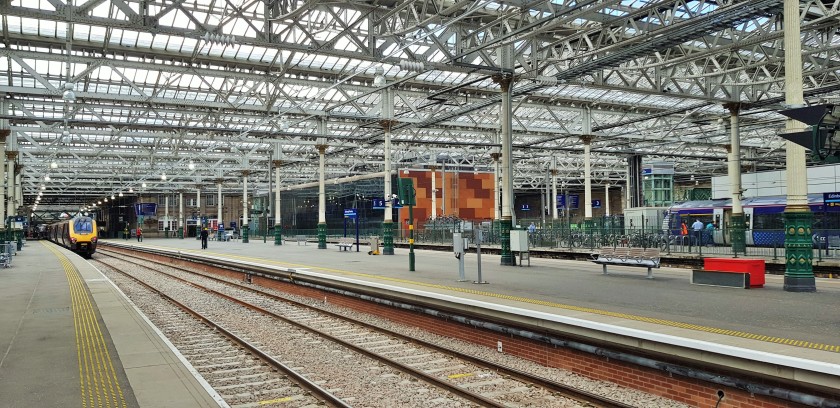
[101,247,635,408]
[98,259,351,408]
[100,251,507,408]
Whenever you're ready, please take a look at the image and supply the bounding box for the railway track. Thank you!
[97,248,638,408]
[92,258,348,408]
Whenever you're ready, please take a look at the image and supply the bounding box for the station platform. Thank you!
[0,241,223,408]
[100,238,840,395]
[104,238,840,367]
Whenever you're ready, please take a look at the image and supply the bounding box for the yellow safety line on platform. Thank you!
[44,242,127,408]
[137,245,840,353]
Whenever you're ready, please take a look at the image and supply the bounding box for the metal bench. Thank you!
[292,235,308,245]
[337,237,354,251]
[591,246,660,279]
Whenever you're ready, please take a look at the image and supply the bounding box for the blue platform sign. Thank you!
[372,198,401,209]
[556,194,579,209]
[230,221,237,229]
[521,204,531,211]
[824,192,840,211]
[134,203,157,216]
[592,199,601,209]
[344,209,357,218]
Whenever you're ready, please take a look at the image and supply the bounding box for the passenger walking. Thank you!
[527,222,536,245]
[136,226,143,242]
[200,227,209,249]
[705,221,715,246]
[691,219,704,246]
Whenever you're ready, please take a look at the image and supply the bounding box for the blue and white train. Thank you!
[665,194,839,247]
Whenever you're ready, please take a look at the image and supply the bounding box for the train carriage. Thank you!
[46,216,98,258]
[665,194,839,248]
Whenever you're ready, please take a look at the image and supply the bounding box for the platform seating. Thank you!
[591,246,660,279]
[337,237,354,251]
[291,235,308,245]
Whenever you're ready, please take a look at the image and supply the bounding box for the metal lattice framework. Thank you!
[2,0,840,213]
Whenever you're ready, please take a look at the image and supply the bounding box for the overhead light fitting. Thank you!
[128,187,133,193]
[188,161,195,170]
[119,192,123,197]
[44,175,50,181]
[161,173,167,181]
[141,183,147,188]
[50,161,58,169]
[104,198,108,202]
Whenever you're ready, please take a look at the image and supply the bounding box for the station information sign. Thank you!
[344,209,358,218]
[556,194,579,209]
[824,192,840,211]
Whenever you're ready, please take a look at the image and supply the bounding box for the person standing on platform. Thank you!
[691,219,704,246]
[136,226,143,242]
[200,227,209,249]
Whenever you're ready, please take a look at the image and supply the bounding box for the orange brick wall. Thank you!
[401,170,494,225]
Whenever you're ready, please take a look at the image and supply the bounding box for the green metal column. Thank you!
[242,225,249,243]
[274,224,282,245]
[317,222,327,249]
[784,211,815,291]
[782,0,815,292]
[730,213,746,254]
[499,219,513,265]
[382,221,394,255]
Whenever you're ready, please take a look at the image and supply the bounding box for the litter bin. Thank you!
[368,236,380,255]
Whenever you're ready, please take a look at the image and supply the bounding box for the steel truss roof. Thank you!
[2,0,840,213]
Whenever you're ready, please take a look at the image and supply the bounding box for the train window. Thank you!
[74,219,93,234]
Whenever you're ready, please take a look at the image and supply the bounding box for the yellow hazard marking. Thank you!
[447,373,474,379]
[409,225,414,230]
[409,238,414,244]
[258,396,294,404]
[127,244,840,353]
[44,242,128,408]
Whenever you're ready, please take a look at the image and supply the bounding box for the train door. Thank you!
[743,207,755,245]
[713,208,726,245]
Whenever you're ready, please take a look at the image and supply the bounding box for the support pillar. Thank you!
[381,118,395,255]
[216,180,223,240]
[551,156,558,221]
[782,0,814,291]
[196,186,202,228]
[430,166,437,220]
[491,150,501,221]
[273,160,283,245]
[164,196,170,238]
[178,191,184,239]
[726,104,746,254]
[0,99,7,233]
[242,170,250,243]
[317,137,328,249]
[380,84,396,255]
[6,151,16,219]
[581,134,594,230]
[494,72,514,265]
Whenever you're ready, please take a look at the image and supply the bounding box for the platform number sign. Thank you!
[824,192,840,211]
